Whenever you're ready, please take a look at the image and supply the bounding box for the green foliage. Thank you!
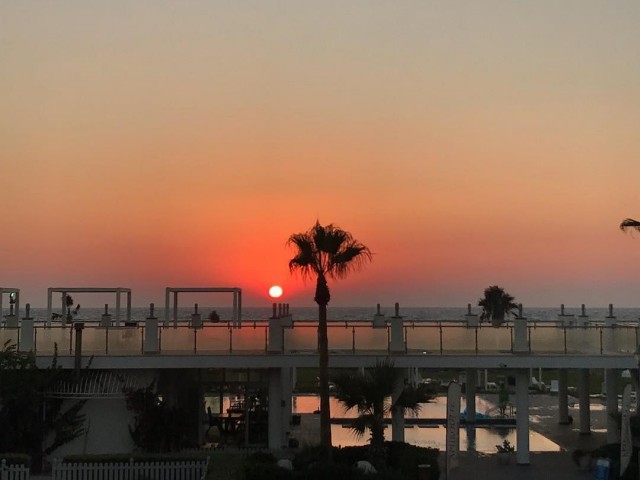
[0,453,31,467]
[62,452,210,464]
[332,358,436,453]
[0,341,86,470]
[478,286,518,326]
[124,383,196,452]
[284,443,439,480]
[495,440,515,453]
[385,442,440,480]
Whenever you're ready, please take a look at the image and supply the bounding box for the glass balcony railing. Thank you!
[8,321,639,356]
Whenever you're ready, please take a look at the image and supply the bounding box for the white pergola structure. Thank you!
[164,287,242,327]
[47,287,132,325]
[0,287,20,319]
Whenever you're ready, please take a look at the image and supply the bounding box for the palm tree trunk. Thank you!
[318,301,332,462]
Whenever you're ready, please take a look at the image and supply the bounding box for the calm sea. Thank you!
[22,305,640,323]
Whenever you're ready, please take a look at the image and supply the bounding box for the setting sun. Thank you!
[269,285,283,298]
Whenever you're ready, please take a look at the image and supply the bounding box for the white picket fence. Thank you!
[0,460,30,480]
[51,457,209,480]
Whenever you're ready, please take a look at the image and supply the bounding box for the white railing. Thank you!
[0,460,29,480]
[13,322,640,356]
[51,457,209,480]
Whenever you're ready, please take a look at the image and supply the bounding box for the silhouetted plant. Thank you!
[124,382,193,452]
[0,341,87,471]
[332,358,436,466]
[288,221,372,461]
[478,285,518,327]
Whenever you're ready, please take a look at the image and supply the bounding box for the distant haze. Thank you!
[2,1,639,308]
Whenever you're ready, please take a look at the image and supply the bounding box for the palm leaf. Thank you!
[620,218,640,232]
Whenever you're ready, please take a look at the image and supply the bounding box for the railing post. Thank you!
[390,303,405,353]
[513,305,528,353]
[352,326,356,353]
[465,303,479,327]
[19,303,34,352]
[144,303,159,354]
[373,303,386,328]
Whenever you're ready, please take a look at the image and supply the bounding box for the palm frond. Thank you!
[620,218,640,232]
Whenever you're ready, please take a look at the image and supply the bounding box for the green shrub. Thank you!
[385,441,439,480]
[245,462,294,480]
[298,462,363,480]
[0,453,31,467]
[62,452,209,464]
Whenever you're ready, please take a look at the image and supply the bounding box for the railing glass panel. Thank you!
[79,328,106,354]
[529,326,564,353]
[159,326,196,353]
[194,326,231,352]
[327,325,354,351]
[107,327,143,354]
[441,326,477,352]
[34,326,72,354]
[405,326,441,353]
[0,328,19,349]
[602,326,637,354]
[284,325,318,352]
[476,327,512,352]
[230,325,267,352]
[565,328,601,354]
[354,326,388,352]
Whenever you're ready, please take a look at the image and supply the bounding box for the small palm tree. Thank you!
[620,218,640,232]
[288,221,372,459]
[333,359,436,462]
[478,285,518,327]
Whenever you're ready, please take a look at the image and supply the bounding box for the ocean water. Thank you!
[19,305,640,323]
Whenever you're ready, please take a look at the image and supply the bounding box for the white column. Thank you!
[606,369,619,443]
[578,369,591,435]
[19,304,34,352]
[237,290,242,327]
[173,291,179,327]
[164,288,170,326]
[515,369,530,465]
[465,368,477,424]
[144,304,159,353]
[281,367,293,447]
[46,289,52,326]
[268,368,283,449]
[558,369,569,424]
[115,290,121,326]
[391,372,405,442]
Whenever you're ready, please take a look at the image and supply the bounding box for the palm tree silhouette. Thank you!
[620,218,640,232]
[478,285,518,327]
[333,358,436,463]
[288,221,372,459]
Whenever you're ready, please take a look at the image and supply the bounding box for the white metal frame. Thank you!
[0,287,20,320]
[46,287,132,326]
[164,287,242,327]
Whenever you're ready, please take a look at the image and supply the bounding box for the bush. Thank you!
[287,443,439,480]
[62,452,209,464]
[0,453,31,467]
[591,443,639,480]
[385,441,440,480]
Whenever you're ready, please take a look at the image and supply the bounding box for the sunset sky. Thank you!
[2,1,639,308]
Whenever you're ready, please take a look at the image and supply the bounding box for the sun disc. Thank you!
[269,285,283,298]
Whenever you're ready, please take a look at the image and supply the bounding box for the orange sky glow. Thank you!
[1,1,640,308]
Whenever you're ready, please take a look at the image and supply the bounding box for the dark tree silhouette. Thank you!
[288,221,372,460]
[478,285,518,327]
[620,218,640,233]
[333,358,436,463]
